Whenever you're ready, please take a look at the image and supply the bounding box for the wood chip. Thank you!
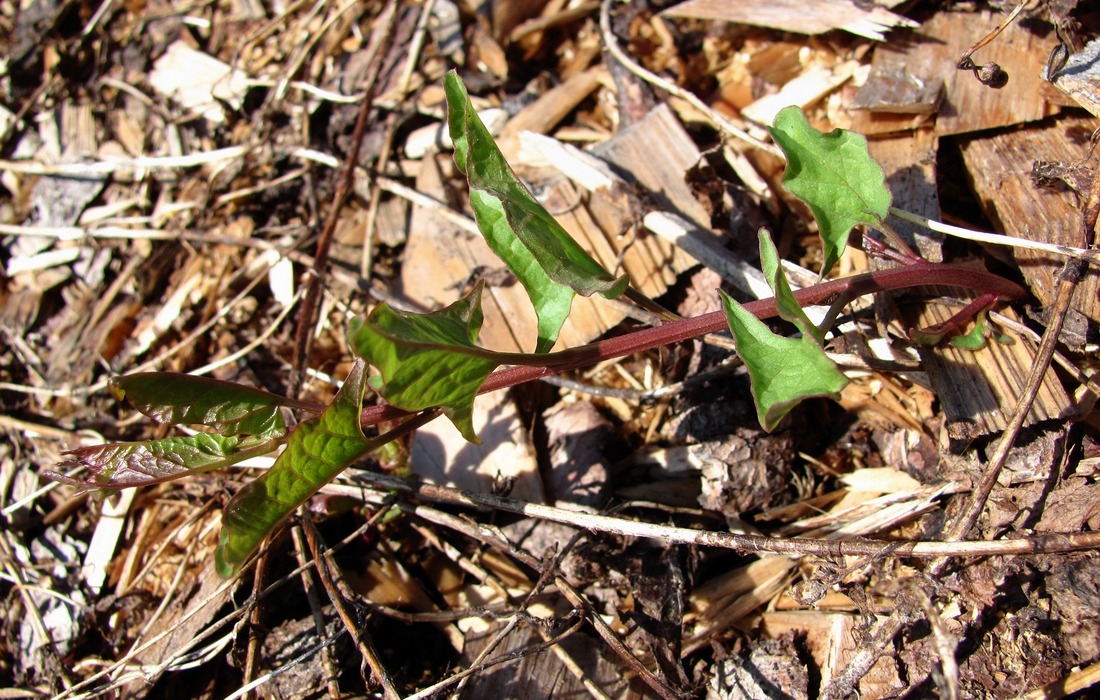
[662,0,917,41]
[848,8,1060,137]
[1051,37,1100,118]
[148,41,250,124]
[959,114,1100,323]
[409,390,544,503]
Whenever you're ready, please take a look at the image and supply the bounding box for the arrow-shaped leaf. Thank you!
[348,283,502,443]
[721,290,848,431]
[769,106,891,276]
[445,70,627,352]
[110,373,301,438]
[215,359,373,577]
[53,433,276,489]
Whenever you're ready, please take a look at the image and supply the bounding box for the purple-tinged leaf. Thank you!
[51,433,276,489]
[110,373,307,438]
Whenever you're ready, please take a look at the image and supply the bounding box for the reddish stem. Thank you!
[359,263,1026,428]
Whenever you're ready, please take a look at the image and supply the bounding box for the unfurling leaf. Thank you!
[444,70,627,352]
[769,106,891,276]
[348,283,502,443]
[110,373,299,438]
[216,359,372,577]
[951,311,1013,349]
[53,433,275,489]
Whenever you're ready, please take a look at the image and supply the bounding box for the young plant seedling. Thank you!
[56,74,1028,577]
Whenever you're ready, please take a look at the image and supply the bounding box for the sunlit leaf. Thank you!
[757,228,824,344]
[348,283,501,443]
[53,433,275,489]
[769,106,891,276]
[215,359,372,577]
[110,373,297,438]
[720,290,848,431]
[445,70,627,352]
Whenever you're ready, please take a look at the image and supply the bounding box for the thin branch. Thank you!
[350,471,1100,560]
[890,207,1100,263]
[300,516,401,700]
[289,0,399,399]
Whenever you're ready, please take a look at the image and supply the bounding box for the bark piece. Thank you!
[849,8,1060,137]
[707,636,810,700]
[959,114,1100,323]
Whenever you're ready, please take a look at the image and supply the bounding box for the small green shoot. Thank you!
[951,311,1013,349]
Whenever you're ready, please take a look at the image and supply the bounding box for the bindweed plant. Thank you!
[55,72,1028,577]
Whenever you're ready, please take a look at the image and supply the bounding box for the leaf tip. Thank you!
[108,376,125,402]
[214,532,240,579]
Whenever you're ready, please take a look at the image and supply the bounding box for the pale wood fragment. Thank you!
[498,66,608,158]
[148,41,250,124]
[662,0,916,41]
[410,390,544,504]
[742,61,860,127]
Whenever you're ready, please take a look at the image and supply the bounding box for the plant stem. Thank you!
[360,263,1026,428]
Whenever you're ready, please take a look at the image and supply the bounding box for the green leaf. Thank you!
[769,106,891,276]
[215,359,372,577]
[950,310,1014,350]
[110,373,296,438]
[720,290,848,431]
[54,433,275,489]
[348,283,501,443]
[757,228,824,344]
[444,70,627,352]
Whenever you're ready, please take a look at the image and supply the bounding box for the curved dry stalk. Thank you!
[290,524,342,699]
